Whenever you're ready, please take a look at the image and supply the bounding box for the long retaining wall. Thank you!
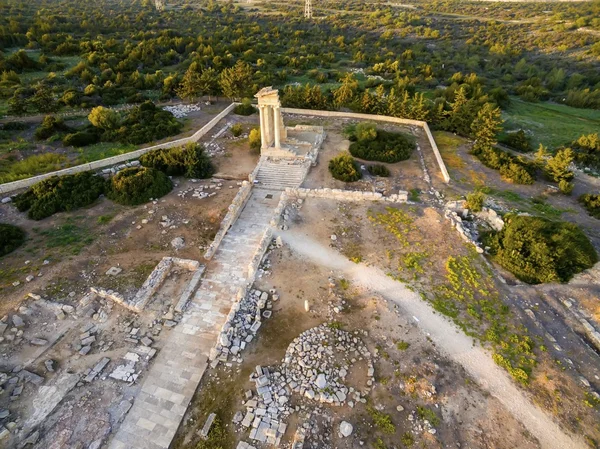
[0,103,236,195]
[284,187,408,203]
[281,107,450,183]
[203,180,253,260]
[1,103,450,195]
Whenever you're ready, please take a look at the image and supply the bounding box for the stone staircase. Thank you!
[254,159,309,190]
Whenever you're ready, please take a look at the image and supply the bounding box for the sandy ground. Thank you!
[279,226,586,449]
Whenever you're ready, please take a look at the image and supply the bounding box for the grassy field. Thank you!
[77,142,137,163]
[502,98,600,149]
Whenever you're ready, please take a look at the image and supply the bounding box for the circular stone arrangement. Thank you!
[282,324,374,406]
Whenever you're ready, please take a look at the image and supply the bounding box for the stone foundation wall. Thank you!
[93,257,202,313]
[0,103,237,194]
[204,181,253,260]
[284,187,408,203]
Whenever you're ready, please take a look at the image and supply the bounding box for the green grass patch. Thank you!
[367,407,396,434]
[502,98,600,149]
[0,153,68,183]
[37,222,94,255]
[433,130,468,170]
[77,142,137,163]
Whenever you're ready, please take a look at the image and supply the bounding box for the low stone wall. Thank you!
[175,266,205,313]
[0,103,237,195]
[281,108,450,183]
[285,187,408,203]
[204,181,253,260]
[247,227,274,281]
[93,257,202,313]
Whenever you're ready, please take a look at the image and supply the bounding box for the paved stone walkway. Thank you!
[108,189,282,449]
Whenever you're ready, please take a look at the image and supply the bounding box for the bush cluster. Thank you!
[347,123,415,163]
[35,115,71,140]
[466,191,485,212]
[118,101,183,145]
[329,153,362,182]
[233,99,256,116]
[63,131,99,147]
[501,130,533,153]
[482,214,597,284]
[14,172,106,220]
[249,128,261,152]
[230,123,243,137]
[107,167,172,205]
[367,164,390,177]
[579,193,600,219]
[139,143,214,178]
[0,223,26,257]
[471,146,535,184]
[571,133,600,171]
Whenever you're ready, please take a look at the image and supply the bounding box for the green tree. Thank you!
[219,61,254,101]
[88,106,121,131]
[30,83,58,113]
[176,62,203,101]
[8,88,30,116]
[471,103,503,153]
[333,73,358,108]
[545,148,574,183]
[198,68,220,101]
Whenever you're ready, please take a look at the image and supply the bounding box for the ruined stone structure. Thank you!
[255,87,288,153]
[155,0,166,11]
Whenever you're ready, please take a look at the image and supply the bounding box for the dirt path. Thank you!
[278,229,587,449]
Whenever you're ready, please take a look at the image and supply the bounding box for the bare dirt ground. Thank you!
[172,121,599,449]
[0,122,260,447]
[173,231,543,449]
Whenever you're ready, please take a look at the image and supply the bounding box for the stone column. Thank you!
[259,105,267,149]
[266,106,274,147]
[273,106,281,148]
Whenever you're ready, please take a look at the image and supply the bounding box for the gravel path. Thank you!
[280,229,586,449]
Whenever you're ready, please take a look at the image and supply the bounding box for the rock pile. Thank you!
[176,181,223,200]
[162,103,202,118]
[233,325,373,447]
[444,200,505,254]
[281,325,373,407]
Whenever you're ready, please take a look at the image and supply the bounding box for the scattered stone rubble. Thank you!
[233,325,373,447]
[444,200,505,254]
[211,288,276,365]
[176,179,225,200]
[162,103,202,118]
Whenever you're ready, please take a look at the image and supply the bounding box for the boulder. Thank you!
[339,421,353,437]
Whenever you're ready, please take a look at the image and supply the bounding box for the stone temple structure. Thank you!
[252,87,325,189]
[254,87,324,160]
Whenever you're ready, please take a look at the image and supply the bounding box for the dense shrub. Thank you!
[109,101,182,145]
[0,223,26,257]
[466,191,485,212]
[472,146,536,185]
[571,133,600,170]
[230,123,243,137]
[14,172,107,220]
[348,127,415,163]
[249,128,261,151]
[367,164,390,177]
[501,130,532,153]
[34,115,71,140]
[1,122,28,131]
[329,153,362,182]
[63,131,100,147]
[233,98,256,116]
[579,193,600,219]
[107,167,172,205]
[139,143,214,178]
[482,214,598,284]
